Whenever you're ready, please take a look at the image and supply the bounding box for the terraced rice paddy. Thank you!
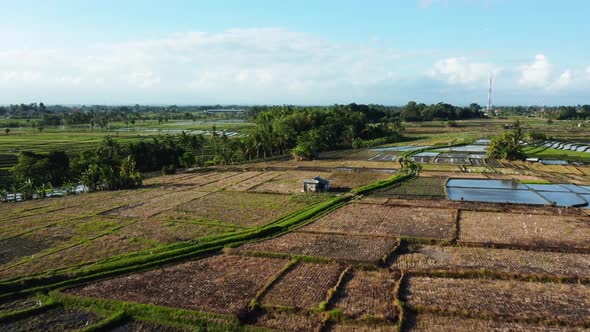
[402,277,590,325]
[372,176,447,198]
[393,244,590,279]
[406,313,590,332]
[459,211,590,250]
[69,255,289,315]
[261,262,345,309]
[331,270,400,321]
[300,204,456,240]
[236,232,399,263]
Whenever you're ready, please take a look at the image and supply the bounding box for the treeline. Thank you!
[399,102,484,121]
[539,105,590,120]
[0,103,248,129]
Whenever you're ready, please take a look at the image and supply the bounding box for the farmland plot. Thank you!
[0,216,130,268]
[107,190,210,218]
[372,177,447,198]
[225,171,281,191]
[110,320,193,332]
[301,204,456,241]
[120,218,239,243]
[0,213,70,239]
[0,306,102,331]
[0,296,39,313]
[327,323,398,331]
[251,171,331,194]
[52,189,163,216]
[403,277,590,325]
[459,211,590,250]
[393,245,590,279]
[406,313,590,332]
[68,255,289,315]
[160,191,315,228]
[248,309,323,332]
[331,270,400,321]
[198,171,261,191]
[328,171,391,191]
[261,262,345,309]
[237,232,399,264]
[0,230,159,280]
[160,171,238,188]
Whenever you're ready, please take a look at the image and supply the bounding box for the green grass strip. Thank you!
[78,310,126,332]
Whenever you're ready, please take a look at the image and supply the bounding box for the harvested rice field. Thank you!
[106,190,210,218]
[0,306,103,331]
[406,313,590,332]
[402,277,590,325]
[327,323,398,331]
[331,270,400,321]
[393,244,590,279]
[68,254,289,315]
[157,191,320,227]
[0,296,39,313]
[261,261,345,309]
[301,204,456,240]
[251,171,332,194]
[459,211,590,250]
[236,231,399,264]
[248,309,323,332]
[372,176,447,198]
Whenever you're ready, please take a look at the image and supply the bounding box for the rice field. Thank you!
[393,244,590,279]
[459,211,590,250]
[300,204,456,241]
[261,261,345,309]
[236,232,399,264]
[68,254,289,315]
[402,277,590,325]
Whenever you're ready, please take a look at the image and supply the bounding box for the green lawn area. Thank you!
[523,146,590,162]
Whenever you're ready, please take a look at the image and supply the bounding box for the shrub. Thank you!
[161,164,176,175]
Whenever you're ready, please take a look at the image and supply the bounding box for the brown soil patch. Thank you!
[237,232,398,264]
[68,255,289,315]
[327,323,398,331]
[393,245,590,279]
[403,277,590,325]
[332,270,400,321]
[301,204,456,240]
[249,309,323,332]
[459,211,590,250]
[406,313,590,332]
[261,262,345,309]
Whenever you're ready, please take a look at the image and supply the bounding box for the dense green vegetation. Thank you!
[486,120,526,160]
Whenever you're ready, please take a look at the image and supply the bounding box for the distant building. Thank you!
[303,176,330,193]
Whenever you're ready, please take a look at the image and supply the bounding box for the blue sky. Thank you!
[0,0,589,105]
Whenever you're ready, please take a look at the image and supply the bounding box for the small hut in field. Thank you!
[303,176,330,193]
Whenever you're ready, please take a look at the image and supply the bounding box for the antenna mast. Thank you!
[486,74,493,115]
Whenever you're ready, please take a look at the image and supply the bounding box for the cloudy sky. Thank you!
[1,0,589,106]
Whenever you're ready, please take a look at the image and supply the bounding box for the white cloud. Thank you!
[427,57,500,85]
[55,76,82,85]
[519,54,551,87]
[547,69,572,91]
[586,66,590,79]
[0,71,41,82]
[128,72,160,88]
